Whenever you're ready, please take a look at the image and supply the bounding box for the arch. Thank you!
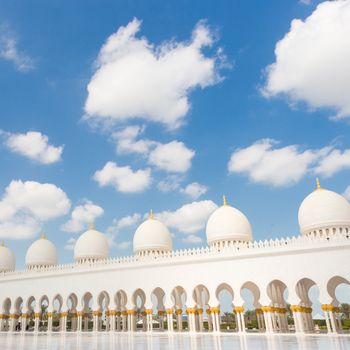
[14,297,23,314]
[171,286,187,332]
[115,290,127,311]
[327,276,350,305]
[81,292,93,332]
[66,293,78,331]
[114,290,127,332]
[52,294,63,332]
[38,295,49,332]
[295,278,320,333]
[216,283,234,332]
[26,296,36,331]
[240,281,262,333]
[151,287,166,331]
[192,284,210,332]
[97,291,110,331]
[132,288,146,331]
[266,280,289,333]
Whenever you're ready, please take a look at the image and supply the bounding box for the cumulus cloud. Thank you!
[0,24,34,72]
[228,139,334,187]
[107,213,141,235]
[84,18,224,129]
[112,126,195,174]
[0,180,71,239]
[157,175,183,192]
[314,149,350,177]
[112,125,156,155]
[148,141,195,173]
[263,0,350,119]
[182,234,203,244]
[93,161,151,193]
[156,200,217,234]
[181,182,208,200]
[61,200,104,233]
[2,131,63,164]
[64,237,76,251]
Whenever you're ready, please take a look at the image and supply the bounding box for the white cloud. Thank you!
[181,182,208,200]
[61,200,104,233]
[148,141,195,173]
[0,24,34,72]
[84,18,224,129]
[107,213,141,235]
[2,131,63,164]
[64,237,76,251]
[116,241,131,250]
[343,186,350,200]
[157,175,183,193]
[182,234,203,244]
[314,149,350,177]
[228,139,332,187]
[112,125,156,155]
[93,161,151,193]
[263,0,350,119]
[156,200,217,234]
[0,180,71,239]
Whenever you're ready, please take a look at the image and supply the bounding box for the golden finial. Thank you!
[223,195,227,206]
[40,232,47,239]
[149,209,154,220]
[316,178,321,190]
[89,222,96,230]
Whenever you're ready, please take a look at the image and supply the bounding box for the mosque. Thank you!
[0,180,349,335]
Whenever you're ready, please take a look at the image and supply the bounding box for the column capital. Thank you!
[145,309,153,315]
[34,312,41,318]
[234,306,244,313]
[9,314,19,319]
[321,304,336,312]
[186,308,195,314]
[175,309,182,315]
[76,311,84,317]
[92,311,102,317]
[261,306,274,313]
[196,308,203,315]
[60,311,68,317]
[165,308,173,314]
[21,313,29,318]
[209,307,220,314]
[126,309,136,316]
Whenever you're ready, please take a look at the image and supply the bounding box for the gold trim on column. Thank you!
[234,306,244,313]
[92,311,102,317]
[209,307,220,314]
[166,308,173,315]
[60,312,68,317]
[34,313,41,318]
[126,310,136,316]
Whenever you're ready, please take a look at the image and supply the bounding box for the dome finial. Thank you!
[316,178,321,190]
[223,195,227,206]
[40,232,47,239]
[89,222,96,230]
[149,209,154,220]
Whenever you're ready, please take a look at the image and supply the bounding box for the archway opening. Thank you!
[151,287,166,331]
[241,281,262,332]
[216,283,234,332]
[171,286,187,332]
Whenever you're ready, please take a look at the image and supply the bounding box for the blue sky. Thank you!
[1,0,350,270]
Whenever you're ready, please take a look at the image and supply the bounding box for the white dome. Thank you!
[298,184,350,235]
[206,204,253,245]
[74,227,109,262]
[25,236,58,268]
[133,218,172,254]
[0,244,15,272]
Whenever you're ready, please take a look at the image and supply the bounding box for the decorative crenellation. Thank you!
[1,230,349,278]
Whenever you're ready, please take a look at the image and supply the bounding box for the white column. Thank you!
[21,314,28,333]
[34,312,40,332]
[47,312,53,332]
